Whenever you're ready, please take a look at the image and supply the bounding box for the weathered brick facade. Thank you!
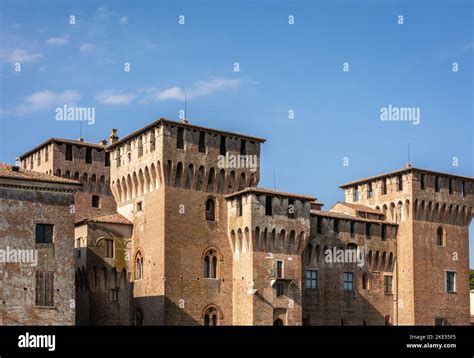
[11,118,473,326]
[0,164,79,325]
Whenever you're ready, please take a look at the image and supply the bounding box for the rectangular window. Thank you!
[106,239,114,258]
[461,181,466,197]
[138,139,143,157]
[220,136,226,155]
[236,197,243,217]
[397,175,403,191]
[86,148,93,164]
[265,196,273,216]
[92,195,100,208]
[382,179,387,195]
[350,222,355,238]
[35,271,54,307]
[381,224,387,241]
[110,288,118,302]
[287,198,295,219]
[276,260,283,278]
[45,146,49,162]
[276,283,284,297]
[420,174,425,190]
[334,219,339,234]
[65,144,73,161]
[343,272,354,292]
[448,179,453,195]
[136,201,143,212]
[240,139,247,155]
[35,224,53,244]
[446,271,456,292]
[366,223,371,239]
[435,176,440,192]
[368,183,373,198]
[316,217,322,234]
[306,270,317,289]
[384,275,393,294]
[198,132,206,153]
[354,189,360,201]
[177,127,184,149]
[105,152,110,167]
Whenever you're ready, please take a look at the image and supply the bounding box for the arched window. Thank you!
[185,164,194,189]
[274,318,284,326]
[135,251,143,280]
[207,167,215,192]
[203,248,219,278]
[206,198,216,221]
[175,162,183,188]
[362,273,369,289]
[436,226,444,246]
[203,306,220,326]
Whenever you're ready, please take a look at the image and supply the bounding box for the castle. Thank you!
[0,117,472,325]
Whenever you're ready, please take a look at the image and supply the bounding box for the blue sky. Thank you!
[0,0,473,265]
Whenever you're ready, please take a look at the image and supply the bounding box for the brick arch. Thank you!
[217,169,225,194]
[243,227,250,253]
[132,171,139,198]
[270,228,276,252]
[207,167,216,193]
[126,174,133,201]
[238,172,246,191]
[287,230,296,254]
[174,162,183,188]
[144,166,151,193]
[196,165,205,191]
[156,160,162,187]
[165,160,173,186]
[201,304,224,325]
[150,163,157,190]
[253,226,260,252]
[277,229,286,253]
[90,174,97,194]
[185,163,194,190]
[227,170,236,194]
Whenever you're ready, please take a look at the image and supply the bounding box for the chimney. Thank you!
[109,129,119,145]
[99,139,107,146]
[78,137,84,142]
[11,165,20,172]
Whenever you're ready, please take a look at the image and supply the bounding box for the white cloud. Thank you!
[80,43,96,53]
[0,48,43,63]
[15,90,80,115]
[143,78,241,103]
[96,90,136,105]
[119,16,128,25]
[46,36,69,45]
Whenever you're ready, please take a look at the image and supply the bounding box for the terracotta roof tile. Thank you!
[0,163,81,185]
[76,212,132,226]
[225,187,317,201]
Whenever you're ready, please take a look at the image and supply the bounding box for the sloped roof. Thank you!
[76,212,132,226]
[335,202,383,215]
[224,187,317,201]
[19,138,106,159]
[0,163,81,185]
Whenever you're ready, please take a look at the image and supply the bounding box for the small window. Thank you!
[220,136,226,155]
[382,178,388,195]
[435,318,447,326]
[287,198,295,219]
[105,152,110,166]
[240,139,247,155]
[354,189,360,201]
[334,219,339,234]
[366,223,371,239]
[36,224,53,244]
[435,176,440,192]
[198,132,206,153]
[381,224,387,241]
[306,270,317,289]
[206,198,216,221]
[265,196,273,216]
[384,275,393,294]
[362,273,369,290]
[92,195,100,208]
[65,144,73,161]
[350,222,355,238]
[446,271,456,292]
[461,181,466,197]
[448,179,453,195]
[110,288,118,302]
[316,217,322,234]
[276,260,283,278]
[397,175,403,191]
[106,239,114,258]
[86,148,93,164]
[236,197,243,217]
[137,201,143,212]
[343,272,354,292]
[177,127,184,149]
[135,252,144,280]
[368,183,373,198]
[35,271,54,307]
[420,174,425,190]
[436,226,444,246]
[275,283,284,297]
[204,249,219,278]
